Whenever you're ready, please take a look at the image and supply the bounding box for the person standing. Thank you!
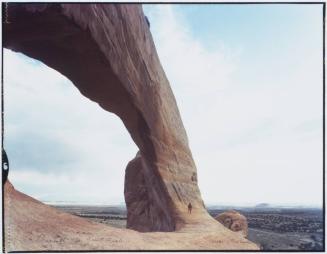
[188,202,192,214]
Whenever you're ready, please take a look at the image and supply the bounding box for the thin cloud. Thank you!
[4,49,138,204]
[145,5,323,206]
[4,4,323,207]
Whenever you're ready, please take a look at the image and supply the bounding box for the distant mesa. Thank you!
[255,203,270,208]
[215,210,248,237]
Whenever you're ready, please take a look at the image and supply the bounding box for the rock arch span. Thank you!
[3,3,211,232]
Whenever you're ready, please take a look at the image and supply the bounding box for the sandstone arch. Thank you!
[3,3,210,232]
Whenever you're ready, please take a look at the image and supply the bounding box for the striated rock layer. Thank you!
[4,181,259,251]
[4,3,207,232]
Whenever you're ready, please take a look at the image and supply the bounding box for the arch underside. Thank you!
[4,3,210,232]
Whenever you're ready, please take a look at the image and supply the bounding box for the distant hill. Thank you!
[255,203,270,208]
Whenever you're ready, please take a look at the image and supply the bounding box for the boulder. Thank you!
[215,210,248,237]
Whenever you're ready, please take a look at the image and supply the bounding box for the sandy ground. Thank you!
[4,182,259,251]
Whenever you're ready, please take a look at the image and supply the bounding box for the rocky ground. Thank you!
[247,228,323,250]
[56,205,324,251]
[54,206,128,229]
[208,207,324,251]
[4,182,258,251]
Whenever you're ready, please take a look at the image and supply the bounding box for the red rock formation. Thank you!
[3,4,259,250]
[4,181,258,251]
[215,210,248,237]
[4,3,206,232]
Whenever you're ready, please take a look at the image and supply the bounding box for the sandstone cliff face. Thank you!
[215,210,248,237]
[4,3,206,232]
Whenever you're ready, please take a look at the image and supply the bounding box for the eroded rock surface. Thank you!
[215,210,249,237]
[4,3,206,232]
[4,181,259,251]
[3,3,259,250]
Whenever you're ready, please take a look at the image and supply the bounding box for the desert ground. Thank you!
[55,204,324,251]
[4,182,259,251]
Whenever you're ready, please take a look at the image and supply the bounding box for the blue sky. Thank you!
[4,4,324,206]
